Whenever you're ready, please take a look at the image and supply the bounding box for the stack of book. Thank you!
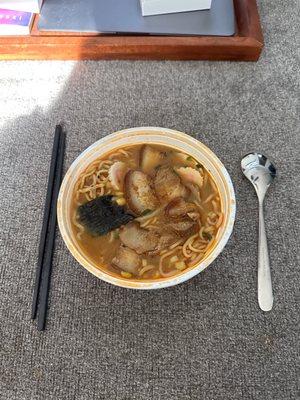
[0,0,42,35]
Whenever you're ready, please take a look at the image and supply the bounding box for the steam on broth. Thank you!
[71,144,223,280]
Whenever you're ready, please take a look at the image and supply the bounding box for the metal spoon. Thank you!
[241,152,276,311]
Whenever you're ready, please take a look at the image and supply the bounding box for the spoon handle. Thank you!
[258,202,273,311]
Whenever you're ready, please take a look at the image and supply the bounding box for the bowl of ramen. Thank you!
[57,127,235,289]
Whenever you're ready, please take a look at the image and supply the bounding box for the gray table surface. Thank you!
[0,1,299,399]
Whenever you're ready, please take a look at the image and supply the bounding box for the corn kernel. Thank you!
[170,255,179,263]
[116,197,126,206]
[121,271,132,278]
[175,261,186,271]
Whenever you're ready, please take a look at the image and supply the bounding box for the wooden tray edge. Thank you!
[0,0,264,61]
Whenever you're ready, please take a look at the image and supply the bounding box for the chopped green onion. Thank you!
[186,156,194,162]
[203,232,212,241]
[140,209,152,216]
[196,163,203,169]
[113,230,119,239]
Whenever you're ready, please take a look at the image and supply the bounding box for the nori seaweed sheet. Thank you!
[78,196,134,236]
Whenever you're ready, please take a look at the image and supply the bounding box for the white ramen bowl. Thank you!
[57,127,236,289]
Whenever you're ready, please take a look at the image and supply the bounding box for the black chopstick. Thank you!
[31,126,62,320]
[37,130,65,331]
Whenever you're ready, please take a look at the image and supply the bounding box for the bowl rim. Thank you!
[57,127,236,289]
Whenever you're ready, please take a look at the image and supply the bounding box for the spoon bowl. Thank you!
[241,153,276,201]
[241,152,276,311]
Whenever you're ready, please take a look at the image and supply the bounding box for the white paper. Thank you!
[0,0,42,13]
[140,0,212,16]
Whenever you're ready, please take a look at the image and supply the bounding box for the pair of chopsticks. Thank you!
[31,125,65,331]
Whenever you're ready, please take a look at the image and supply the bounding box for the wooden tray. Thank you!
[0,0,263,61]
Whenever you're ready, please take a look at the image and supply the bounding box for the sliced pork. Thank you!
[154,166,188,204]
[176,166,204,188]
[165,197,198,219]
[119,222,159,254]
[108,161,129,191]
[139,145,167,175]
[124,170,159,215]
[112,246,141,275]
[167,219,198,236]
